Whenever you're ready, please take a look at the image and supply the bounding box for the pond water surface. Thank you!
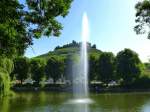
[0,92,150,112]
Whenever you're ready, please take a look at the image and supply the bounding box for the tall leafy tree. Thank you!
[25,0,73,38]
[45,57,64,83]
[0,0,73,57]
[134,0,150,38]
[98,52,115,84]
[0,0,29,57]
[0,57,13,96]
[30,58,46,85]
[116,49,142,85]
[0,68,11,96]
[12,57,30,84]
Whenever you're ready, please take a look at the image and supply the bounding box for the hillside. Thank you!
[36,41,102,59]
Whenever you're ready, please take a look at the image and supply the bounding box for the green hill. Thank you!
[36,47,102,59]
[35,41,102,60]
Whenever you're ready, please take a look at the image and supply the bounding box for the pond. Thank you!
[0,92,150,112]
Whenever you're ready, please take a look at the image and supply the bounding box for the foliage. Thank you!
[132,76,150,88]
[54,40,97,50]
[55,40,79,50]
[98,52,115,84]
[37,41,102,60]
[134,0,150,38]
[25,0,72,38]
[40,76,46,88]
[64,55,74,82]
[0,57,14,74]
[116,49,142,85]
[0,0,73,57]
[0,40,148,89]
[92,44,96,49]
[0,57,13,96]
[0,0,31,57]
[144,62,150,71]
[30,58,46,85]
[45,57,64,83]
[0,68,11,97]
[89,55,98,81]
[12,57,30,83]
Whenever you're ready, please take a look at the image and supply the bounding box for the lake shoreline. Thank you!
[11,86,150,94]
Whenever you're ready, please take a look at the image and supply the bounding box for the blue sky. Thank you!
[25,0,150,62]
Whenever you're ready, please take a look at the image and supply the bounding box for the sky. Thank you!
[25,0,150,62]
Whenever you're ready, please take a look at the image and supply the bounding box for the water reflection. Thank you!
[73,103,89,112]
[65,98,93,112]
[0,92,150,112]
[91,93,150,112]
[142,101,150,112]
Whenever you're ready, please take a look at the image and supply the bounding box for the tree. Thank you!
[72,40,78,47]
[116,49,142,85]
[134,0,150,38]
[25,0,73,38]
[64,55,74,82]
[45,57,64,83]
[0,0,73,57]
[0,0,29,57]
[55,46,60,50]
[30,59,46,85]
[12,57,30,84]
[98,52,115,84]
[0,68,11,96]
[89,55,98,82]
[0,57,13,96]
[92,44,96,49]
[0,57,14,74]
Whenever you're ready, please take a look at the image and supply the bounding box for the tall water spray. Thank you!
[72,12,90,99]
[66,12,91,112]
[80,12,89,97]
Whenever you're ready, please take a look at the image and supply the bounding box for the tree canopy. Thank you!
[134,0,150,38]
[25,0,72,38]
[98,52,115,83]
[0,0,73,57]
[12,57,30,83]
[0,57,13,96]
[0,0,28,57]
[45,57,64,83]
[30,58,46,85]
[116,49,142,85]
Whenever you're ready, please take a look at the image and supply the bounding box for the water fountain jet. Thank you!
[66,12,92,112]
